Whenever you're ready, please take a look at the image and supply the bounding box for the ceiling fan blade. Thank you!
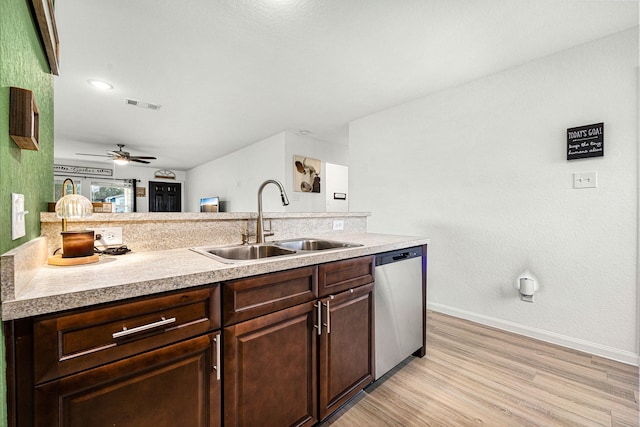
[76,153,111,157]
[76,147,155,163]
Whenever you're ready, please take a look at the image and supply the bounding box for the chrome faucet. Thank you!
[256,179,289,244]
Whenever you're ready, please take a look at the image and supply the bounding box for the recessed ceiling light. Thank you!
[298,130,312,135]
[87,79,113,90]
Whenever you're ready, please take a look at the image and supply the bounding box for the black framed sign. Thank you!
[567,122,604,160]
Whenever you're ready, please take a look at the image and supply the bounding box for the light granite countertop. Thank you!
[2,233,429,320]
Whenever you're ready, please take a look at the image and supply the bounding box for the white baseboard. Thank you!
[427,302,639,367]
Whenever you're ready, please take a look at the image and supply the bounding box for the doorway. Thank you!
[149,181,181,212]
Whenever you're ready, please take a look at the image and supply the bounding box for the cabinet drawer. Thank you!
[35,333,220,427]
[223,266,317,326]
[34,286,220,384]
[318,256,374,297]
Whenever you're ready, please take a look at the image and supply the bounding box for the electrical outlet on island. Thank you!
[88,227,123,247]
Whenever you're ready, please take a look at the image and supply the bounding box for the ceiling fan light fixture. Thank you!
[113,157,129,165]
[87,79,114,90]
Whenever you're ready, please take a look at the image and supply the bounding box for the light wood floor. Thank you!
[322,311,639,426]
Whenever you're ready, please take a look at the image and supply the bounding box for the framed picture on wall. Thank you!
[32,0,60,75]
[294,156,321,193]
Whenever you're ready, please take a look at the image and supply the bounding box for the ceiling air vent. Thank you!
[124,98,161,111]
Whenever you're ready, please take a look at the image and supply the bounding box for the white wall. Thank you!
[186,133,287,212]
[349,28,638,363]
[284,132,349,213]
[186,131,349,213]
[53,158,187,213]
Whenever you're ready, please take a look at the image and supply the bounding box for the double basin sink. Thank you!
[192,238,362,263]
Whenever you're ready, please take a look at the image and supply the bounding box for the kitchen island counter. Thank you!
[1,233,429,320]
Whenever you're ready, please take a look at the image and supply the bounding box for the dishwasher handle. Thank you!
[375,246,423,266]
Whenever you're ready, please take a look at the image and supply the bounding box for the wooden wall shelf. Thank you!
[9,87,40,151]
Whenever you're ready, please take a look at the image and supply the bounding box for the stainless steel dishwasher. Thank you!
[374,246,424,380]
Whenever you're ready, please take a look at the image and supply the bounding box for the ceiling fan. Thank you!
[76,144,157,165]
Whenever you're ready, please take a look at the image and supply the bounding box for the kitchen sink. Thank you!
[274,238,362,251]
[191,244,296,263]
[192,238,362,263]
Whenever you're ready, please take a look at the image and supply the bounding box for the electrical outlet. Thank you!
[88,227,123,246]
[332,220,344,231]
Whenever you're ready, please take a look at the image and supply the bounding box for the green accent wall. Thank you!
[0,0,55,423]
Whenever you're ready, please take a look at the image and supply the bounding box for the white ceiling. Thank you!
[53,0,638,171]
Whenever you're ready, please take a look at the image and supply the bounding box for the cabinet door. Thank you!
[223,266,316,326]
[318,283,374,420]
[224,302,317,427]
[34,332,221,427]
[318,256,374,297]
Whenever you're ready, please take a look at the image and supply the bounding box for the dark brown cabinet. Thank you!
[35,332,221,427]
[222,256,375,427]
[33,287,219,384]
[318,283,374,420]
[317,255,374,297]
[222,266,317,326]
[7,286,221,427]
[5,255,385,427]
[224,302,318,427]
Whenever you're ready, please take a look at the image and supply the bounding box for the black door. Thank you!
[149,181,181,212]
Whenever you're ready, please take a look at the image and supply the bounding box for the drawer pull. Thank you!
[112,317,176,339]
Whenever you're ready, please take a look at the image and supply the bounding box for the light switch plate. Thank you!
[573,171,597,189]
[332,220,344,231]
[11,193,27,240]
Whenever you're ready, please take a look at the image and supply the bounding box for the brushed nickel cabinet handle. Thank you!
[323,300,331,334]
[112,316,176,339]
[314,303,322,335]
[213,333,221,381]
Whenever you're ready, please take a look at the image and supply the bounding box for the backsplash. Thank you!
[40,212,369,255]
